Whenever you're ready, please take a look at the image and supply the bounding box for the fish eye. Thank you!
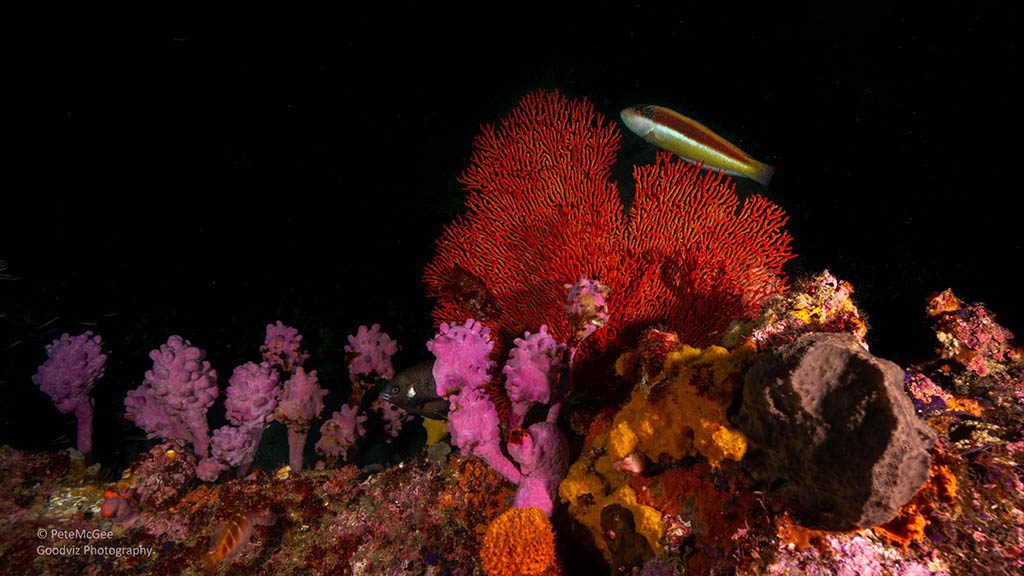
[392,386,399,395]
[639,106,655,119]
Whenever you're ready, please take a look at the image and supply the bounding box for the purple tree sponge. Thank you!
[197,425,261,481]
[344,324,400,405]
[32,331,106,458]
[427,319,495,397]
[345,324,400,381]
[125,336,219,459]
[260,321,311,373]
[507,421,569,516]
[196,457,228,483]
[315,404,367,464]
[447,387,521,483]
[225,362,281,428]
[194,361,282,481]
[503,325,567,428]
[274,367,328,471]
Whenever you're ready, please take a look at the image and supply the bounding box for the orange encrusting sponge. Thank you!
[480,507,558,576]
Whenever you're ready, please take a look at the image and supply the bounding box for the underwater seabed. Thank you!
[3,276,1022,575]
[5,92,1023,575]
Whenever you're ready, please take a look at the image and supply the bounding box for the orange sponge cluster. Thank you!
[874,463,958,548]
[480,507,557,576]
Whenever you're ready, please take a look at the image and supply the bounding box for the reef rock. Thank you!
[738,332,935,529]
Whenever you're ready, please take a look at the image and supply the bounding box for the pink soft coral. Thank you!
[196,362,280,481]
[197,425,260,481]
[124,336,219,458]
[503,325,566,428]
[345,324,400,380]
[427,319,495,397]
[260,321,310,373]
[274,367,328,471]
[316,405,367,463]
[426,318,576,513]
[32,331,106,458]
[344,324,400,404]
[224,362,281,428]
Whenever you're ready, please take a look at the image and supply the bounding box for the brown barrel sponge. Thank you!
[738,332,935,529]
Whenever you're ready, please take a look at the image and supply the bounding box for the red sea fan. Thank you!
[625,154,794,344]
[424,90,794,360]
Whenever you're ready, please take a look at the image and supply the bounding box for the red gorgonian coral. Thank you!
[424,90,794,359]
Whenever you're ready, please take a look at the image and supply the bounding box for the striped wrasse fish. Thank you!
[203,511,276,573]
[620,105,775,185]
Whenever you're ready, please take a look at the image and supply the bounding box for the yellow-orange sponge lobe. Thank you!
[481,507,557,576]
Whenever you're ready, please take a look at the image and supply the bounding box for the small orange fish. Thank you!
[203,511,276,574]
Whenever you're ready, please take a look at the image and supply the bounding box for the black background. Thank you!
[3,2,1021,465]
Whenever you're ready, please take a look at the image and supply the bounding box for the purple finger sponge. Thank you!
[225,361,281,428]
[32,331,107,458]
[315,404,367,463]
[274,367,328,471]
[260,321,310,373]
[196,362,281,481]
[124,336,219,459]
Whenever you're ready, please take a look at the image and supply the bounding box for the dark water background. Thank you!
[3,3,1021,467]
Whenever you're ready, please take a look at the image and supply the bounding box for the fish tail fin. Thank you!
[752,161,775,186]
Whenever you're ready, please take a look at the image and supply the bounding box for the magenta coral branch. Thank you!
[32,332,107,458]
[198,424,264,481]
